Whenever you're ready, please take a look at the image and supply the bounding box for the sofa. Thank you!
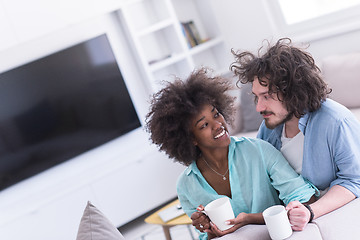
[75,52,360,240]
[216,198,360,240]
[222,52,360,239]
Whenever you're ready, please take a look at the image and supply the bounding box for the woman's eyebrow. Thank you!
[195,116,205,127]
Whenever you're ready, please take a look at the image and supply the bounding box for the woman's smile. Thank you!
[214,128,227,139]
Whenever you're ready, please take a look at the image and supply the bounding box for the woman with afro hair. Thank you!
[145,68,317,239]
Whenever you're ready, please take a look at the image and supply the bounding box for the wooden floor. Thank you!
[119,215,198,240]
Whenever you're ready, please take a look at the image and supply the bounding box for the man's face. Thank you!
[252,77,292,129]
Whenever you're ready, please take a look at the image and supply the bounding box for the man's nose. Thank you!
[255,98,265,113]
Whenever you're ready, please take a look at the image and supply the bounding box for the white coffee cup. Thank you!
[203,197,235,231]
[263,205,292,240]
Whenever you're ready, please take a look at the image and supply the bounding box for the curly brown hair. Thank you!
[230,38,331,118]
[145,68,236,166]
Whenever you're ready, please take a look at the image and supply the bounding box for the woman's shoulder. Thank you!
[230,136,282,160]
[231,135,274,147]
[231,135,256,143]
[176,168,189,193]
[176,162,197,187]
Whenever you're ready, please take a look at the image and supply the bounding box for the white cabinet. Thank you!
[0,185,97,240]
[119,0,230,92]
[91,150,186,227]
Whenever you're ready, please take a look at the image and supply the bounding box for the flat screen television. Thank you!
[0,34,141,191]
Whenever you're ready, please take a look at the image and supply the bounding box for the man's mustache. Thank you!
[260,111,273,116]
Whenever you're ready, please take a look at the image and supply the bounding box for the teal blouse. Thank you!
[177,136,317,240]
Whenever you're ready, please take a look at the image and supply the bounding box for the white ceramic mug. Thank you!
[203,197,235,231]
[263,205,292,240]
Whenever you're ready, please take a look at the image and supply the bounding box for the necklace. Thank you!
[201,156,229,181]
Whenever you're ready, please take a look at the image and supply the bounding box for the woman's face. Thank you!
[191,104,231,151]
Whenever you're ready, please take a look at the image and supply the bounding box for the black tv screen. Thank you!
[0,34,141,191]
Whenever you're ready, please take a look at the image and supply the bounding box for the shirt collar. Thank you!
[185,136,243,176]
[299,112,310,134]
[185,160,201,176]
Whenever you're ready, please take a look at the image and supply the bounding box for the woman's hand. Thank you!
[286,201,310,231]
[191,205,211,232]
[207,212,250,238]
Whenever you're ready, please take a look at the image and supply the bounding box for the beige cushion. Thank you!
[351,108,360,121]
[312,198,360,240]
[215,224,271,240]
[214,223,322,240]
[288,224,322,240]
[321,52,360,109]
[239,83,263,132]
[228,101,243,135]
[76,201,125,240]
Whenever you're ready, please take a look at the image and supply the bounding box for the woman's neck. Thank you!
[201,149,228,170]
[197,148,231,197]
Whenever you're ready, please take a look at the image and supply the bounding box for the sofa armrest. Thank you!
[312,198,360,240]
[289,223,323,239]
[214,198,360,240]
[215,224,271,240]
[214,223,323,240]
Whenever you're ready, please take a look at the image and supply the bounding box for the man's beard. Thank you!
[263,111,293,129]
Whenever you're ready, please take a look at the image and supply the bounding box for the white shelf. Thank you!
[149,53,187,71]
[120,0,229,92]
[189,37,224,55]
[136,18,174,37]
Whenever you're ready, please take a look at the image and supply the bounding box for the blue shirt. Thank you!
[177,137,316,240]
[257,99,360,196]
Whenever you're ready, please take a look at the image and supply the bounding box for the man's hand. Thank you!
[286,201,310,231]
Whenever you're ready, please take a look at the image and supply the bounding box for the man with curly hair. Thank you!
[145,68,317,239]
[231,38,360,231]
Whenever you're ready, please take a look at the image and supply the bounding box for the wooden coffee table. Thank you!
[144,199,193,240]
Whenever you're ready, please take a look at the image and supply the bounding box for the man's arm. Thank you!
[310,185,355,219]
[286,185,355,230]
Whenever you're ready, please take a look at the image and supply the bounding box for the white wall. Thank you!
[1,0,360,239]
[209,0,274,60]
[307,29,360,63]
[0,0,127,52]
[210,0,360,65]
